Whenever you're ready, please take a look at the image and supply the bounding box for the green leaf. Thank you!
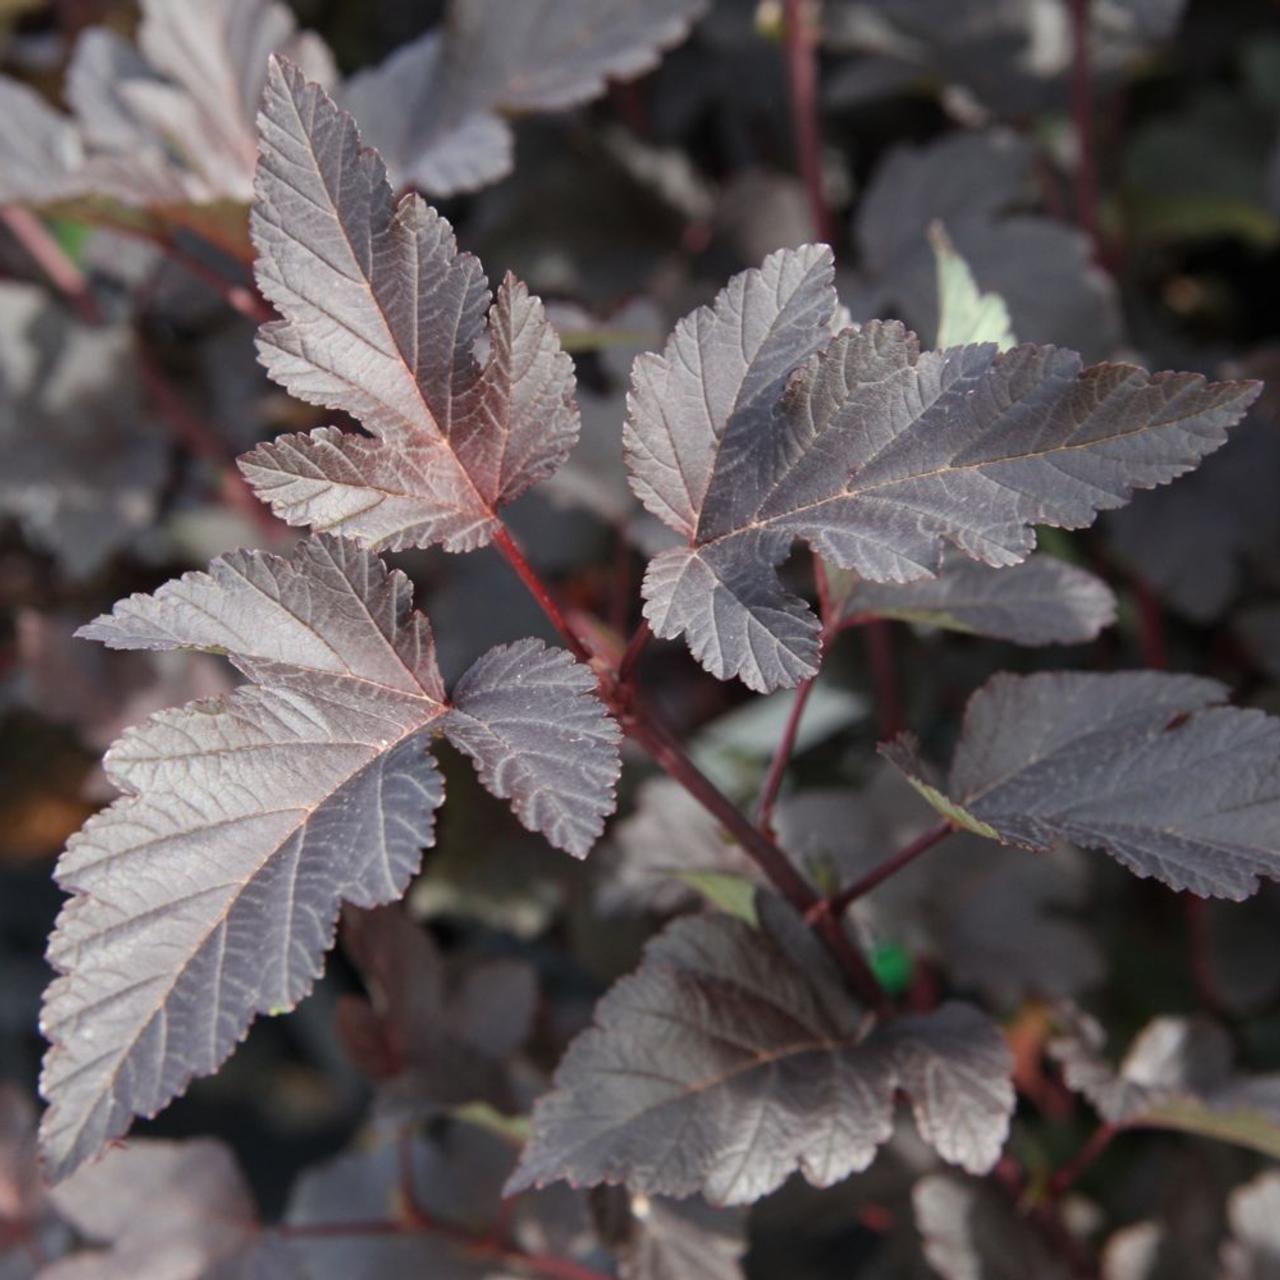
[930,221,1016,350]
[675,871,760,924]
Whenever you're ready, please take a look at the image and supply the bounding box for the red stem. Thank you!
[759,558,837,838]
[627,708,890,1014]
[1132,576,1168,671]
[818,819,954,918]
[782,0,836,246]
[2,205,101,324]
[864,619,902,739]
[490,522,889,1013]
[492,525,593,664]
[616,619,653,684]
[757,672,818,838]
[1069,0,1102,259]
[1184,895,1225,1015]
[1048,1122,1118,1199]
[2,203,271,323]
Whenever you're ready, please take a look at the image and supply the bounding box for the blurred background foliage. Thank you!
[4,0,1280,1275]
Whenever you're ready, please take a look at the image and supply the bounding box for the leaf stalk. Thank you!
[781,0,835,246]
[819,819,956,919]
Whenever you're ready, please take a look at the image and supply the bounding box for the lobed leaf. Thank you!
[885,670,1280,898]
[627,245,1257,689]
[344,0,708,196]
[40,534,618,1180]
[624,244,840,690]
[15,608,231,731]
[445,640,623,859]
[241,58,580,554]
[830,553,1118,646]
[40,537,448,1181]
[508,901,1012,1205]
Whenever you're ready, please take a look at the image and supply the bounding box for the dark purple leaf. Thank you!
[628,248,1256,688]
[624,243,840,690]
[343,0,708,196]
[282,1132,495,1279]
[602,760,1099,1007]
[0,80,92,206]
[42,531,618,1180]
[857,130,1036,280]
[716,168,813,265]
[13,611,233,783]
[241,59,579,554]
[596,776,757,916]
[885,671,1280,899]
[445,640,622,858]
[509,904,1012,1204]
[40,536,450,1181]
